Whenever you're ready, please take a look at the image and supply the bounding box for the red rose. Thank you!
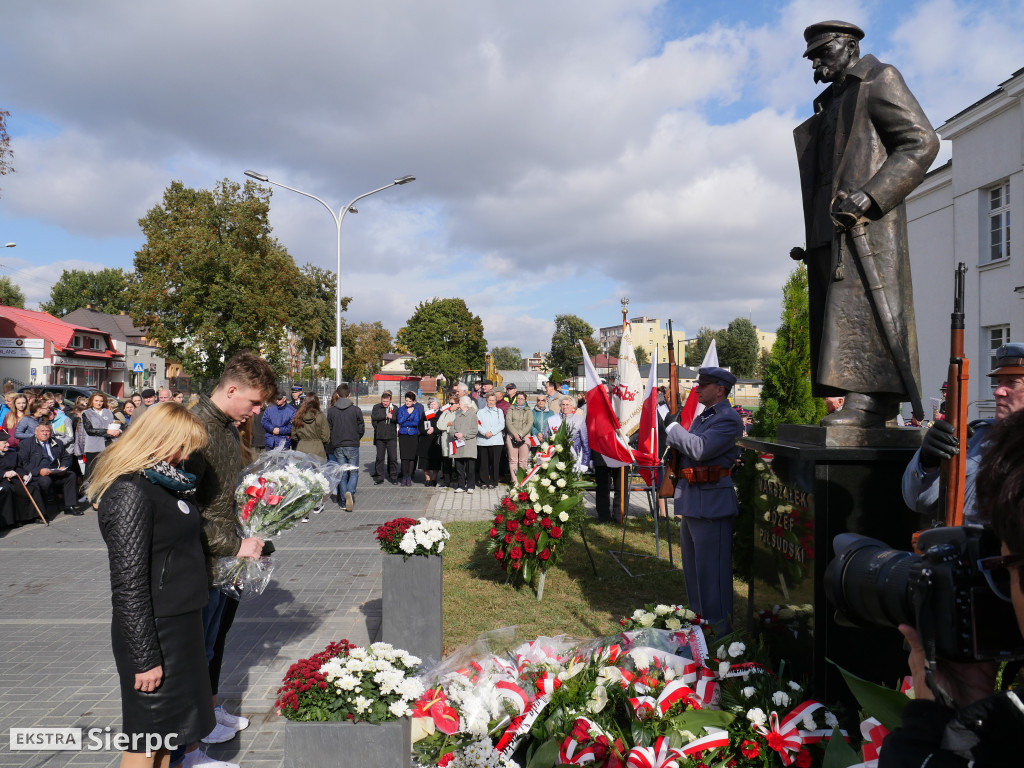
[507,520,519,532]
[523,539,536,553]
[539,548,550,560]
[495,550,504,560]
[550,526,562,539]
[510,546,523,560]
[540,517,552,529]
[571,718,591,743]
[495,514,504,524]
[489,527,499,538]
[512,561,521,570]
[795,749,812,768]
[518,492,529,501]
[773,525,785,537]
[504,534,513,544]
[514,531,525,542]
[524,508,537,519]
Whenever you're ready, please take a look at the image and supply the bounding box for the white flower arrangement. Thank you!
[319,642,424,723]
[397,518,451,557]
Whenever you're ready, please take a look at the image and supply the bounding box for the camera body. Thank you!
[826,525,1024,662]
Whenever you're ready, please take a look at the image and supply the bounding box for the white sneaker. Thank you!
[215,705,249,731]
[467,489,475,494]
[182,748,239,768]
[300,516,310,523]
[312,503,324,514]
[453,488,464,493]
[200,721,237,744]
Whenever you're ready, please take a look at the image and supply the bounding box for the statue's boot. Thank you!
[819,392,899,428]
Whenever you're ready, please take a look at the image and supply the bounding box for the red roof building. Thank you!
[0,306,125,395]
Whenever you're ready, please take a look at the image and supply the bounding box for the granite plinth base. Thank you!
[739,429,921,707]
[382,553,443,662]
[283,717,411,768]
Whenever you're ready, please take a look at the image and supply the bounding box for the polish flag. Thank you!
[637,348,659,486]
[579,340,634,467]
[679,339,719,430]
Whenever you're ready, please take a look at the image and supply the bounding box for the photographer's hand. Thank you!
[899,625,996,707]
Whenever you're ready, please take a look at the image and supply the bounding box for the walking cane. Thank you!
[16,473,48,526]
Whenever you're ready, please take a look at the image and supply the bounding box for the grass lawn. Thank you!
[441,515,749,654]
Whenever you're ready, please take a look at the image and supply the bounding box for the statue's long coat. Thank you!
[794,54,939,397]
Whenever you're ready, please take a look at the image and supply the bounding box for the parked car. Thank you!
[18,385,121,407]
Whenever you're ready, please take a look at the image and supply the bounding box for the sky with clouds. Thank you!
[2,0,1023,358]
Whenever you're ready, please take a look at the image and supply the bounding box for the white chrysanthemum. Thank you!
[399,535,416,553]
[741,686,755,699]
[746,707,767,727]
[389,700,411,718]
[353,695,372,714]
[772,691,790,707]
[628,648,650,669]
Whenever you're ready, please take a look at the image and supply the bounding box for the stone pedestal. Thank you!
[381,554,443,662]
[739,426,923,706]
[283,717,411,768]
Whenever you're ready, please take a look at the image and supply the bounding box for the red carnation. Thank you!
[550,526,562,539]
[438,754,455,767]
[506,520,519,532]
[539,548,550,560]
[740,740,759,758]
[523,539,536,553]
[766,732,785,751]
[540,517,552,529]
[518,491,529,501]
[510,546,523,560]
[795,749,812,768]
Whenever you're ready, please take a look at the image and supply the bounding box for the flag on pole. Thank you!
[679,339,720,430]
[580,340,634,467]
[637,347,659,486]
[614,322,644,436]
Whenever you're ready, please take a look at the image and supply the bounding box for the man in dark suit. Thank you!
[793,21,939,427]
[20,422,80,515]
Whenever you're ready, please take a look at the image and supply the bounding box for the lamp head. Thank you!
[244,170,269,182]
[394,175,416,185]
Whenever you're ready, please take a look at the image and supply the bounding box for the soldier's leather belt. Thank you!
[680,465,732,484]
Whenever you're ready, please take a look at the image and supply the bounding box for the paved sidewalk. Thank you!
[0,447,432,768]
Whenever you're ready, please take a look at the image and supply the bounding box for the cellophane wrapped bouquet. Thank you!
[213,447,352,599]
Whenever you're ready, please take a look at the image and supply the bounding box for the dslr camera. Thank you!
[825,525,1024,662]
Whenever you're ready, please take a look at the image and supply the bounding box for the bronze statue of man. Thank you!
[793,21,939,427]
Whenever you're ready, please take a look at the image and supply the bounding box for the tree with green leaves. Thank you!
[290,262,350,368]
[41,268,130,317]
[751,265,827,437]
[128,178,301,378]
[491,346,522,370]
[342,321,393,382]
[400,298,487,385]
[634,346,650,366]
[717,317,759,379]
[0,276,25,308]
[686,326,717,368]
[546,314,599,378]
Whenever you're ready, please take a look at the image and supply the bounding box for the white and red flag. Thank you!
[637,347,660,486]
[613,322,644,436]
[579,340,634,467]
[679,339,719,430]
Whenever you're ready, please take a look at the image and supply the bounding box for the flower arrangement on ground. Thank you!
[409,607,845,768]
[213,447,349,597]
[276,639,425,724]
[484,423,588,588]
[377,517,451,559]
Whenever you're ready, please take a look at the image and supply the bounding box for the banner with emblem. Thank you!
[613,322,644,436]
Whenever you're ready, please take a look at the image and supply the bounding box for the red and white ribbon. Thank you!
[629,679,702,720]
[755,709,804,766]
[494,681,531,715]
[859,717,888,765]
[625,736,684,768]
[558,717,607,765]
[535,672,562,695]
[679,729,730,756]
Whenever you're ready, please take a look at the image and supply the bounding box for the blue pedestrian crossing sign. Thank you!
[132,362,144,373]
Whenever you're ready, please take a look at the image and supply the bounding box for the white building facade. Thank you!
[906,67,1024,421]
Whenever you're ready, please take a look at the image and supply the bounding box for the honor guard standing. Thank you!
[664,367,743,634]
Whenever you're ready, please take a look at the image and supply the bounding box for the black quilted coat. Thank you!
[97,476,208,673]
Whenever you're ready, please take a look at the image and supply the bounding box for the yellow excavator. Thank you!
[460,353,502,391]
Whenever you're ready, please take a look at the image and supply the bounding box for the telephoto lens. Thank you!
[824,533,918,630]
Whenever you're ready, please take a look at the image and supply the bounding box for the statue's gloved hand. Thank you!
[832,189,871,218]
[921,419,957,470]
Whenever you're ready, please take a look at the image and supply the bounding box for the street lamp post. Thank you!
[244,170,415,380]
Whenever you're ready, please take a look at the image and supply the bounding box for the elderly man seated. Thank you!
[19,421,80,516]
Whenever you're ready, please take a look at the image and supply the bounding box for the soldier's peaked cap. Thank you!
[988,343,1024,377]
[803,20,864,57]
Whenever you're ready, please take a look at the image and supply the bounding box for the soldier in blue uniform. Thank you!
[903,343,1024,525]
[665,367,744,634]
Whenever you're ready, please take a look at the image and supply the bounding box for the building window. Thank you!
[988,182,1011,263]
[72,335,81,348]
[987,325,1011,388]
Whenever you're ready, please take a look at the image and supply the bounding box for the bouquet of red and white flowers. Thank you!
[376,517,451,559]
[213,447,352,598]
